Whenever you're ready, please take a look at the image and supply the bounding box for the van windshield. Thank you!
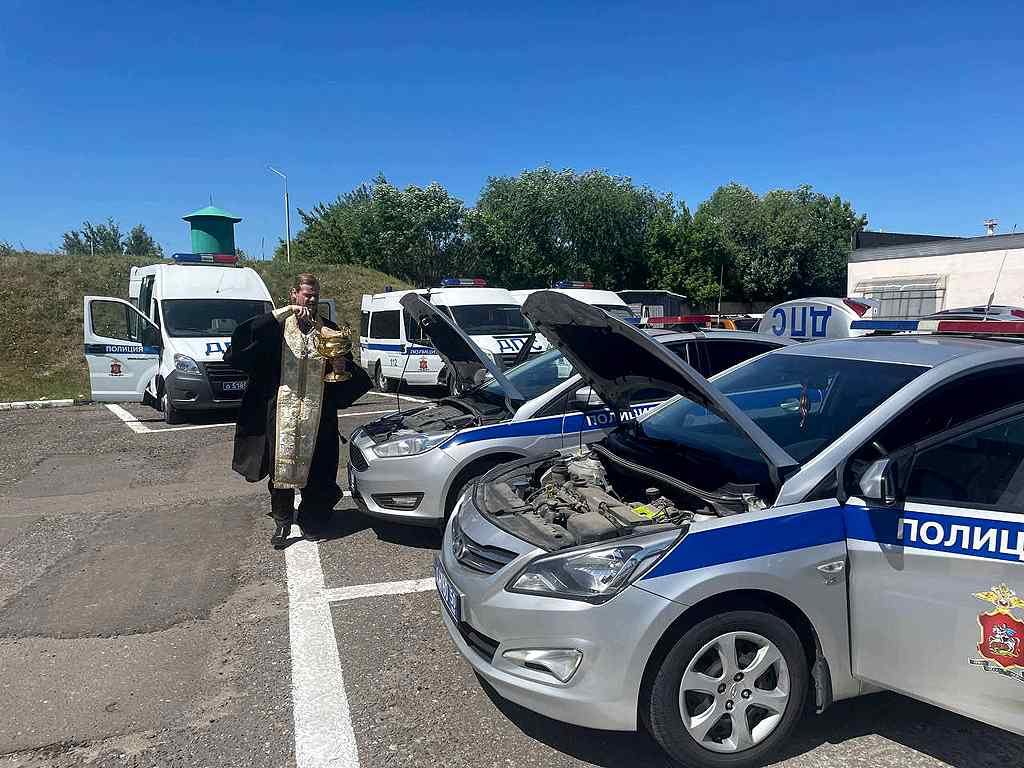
[162,299,273,338]
[596,304,635,321]
[450,304,532,335]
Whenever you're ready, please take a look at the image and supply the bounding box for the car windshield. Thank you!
[474,348,574,404]
[637,353,926,466]
[450,304,532,334]
[597,304,635,321]
[162,299,273,338]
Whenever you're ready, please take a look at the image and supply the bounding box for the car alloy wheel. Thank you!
[645,610,807,768]
[678,631,789,753]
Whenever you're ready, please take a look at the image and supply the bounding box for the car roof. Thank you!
[776,334,1024,367]
[645,329,794,344]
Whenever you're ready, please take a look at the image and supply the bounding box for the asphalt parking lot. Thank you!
[2,394,1023,767]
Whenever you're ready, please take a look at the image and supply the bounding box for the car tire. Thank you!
[161,393,185,425]
[645,610,808,768]
[374,363,395,393]
[444,368,465,398]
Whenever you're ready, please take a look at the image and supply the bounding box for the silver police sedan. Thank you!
[436,291,1024,768]
[349,294,790,525]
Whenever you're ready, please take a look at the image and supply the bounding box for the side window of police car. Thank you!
[370,310,400,340]
[703,339,778,376]
[905,412,1024,513]
[844,364,1024,495]
[359,311,370,337]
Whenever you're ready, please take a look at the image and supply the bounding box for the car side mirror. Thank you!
[858,458,899,505]
[569,386,603,413]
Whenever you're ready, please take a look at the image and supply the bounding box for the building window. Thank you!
[853,274,946,319]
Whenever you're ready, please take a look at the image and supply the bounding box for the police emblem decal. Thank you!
[970,584,1024,684]
[419,357,428,371]
[110,361,123,376]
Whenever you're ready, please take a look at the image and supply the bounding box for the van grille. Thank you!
[203,362,249,400]
[498,350,542,370]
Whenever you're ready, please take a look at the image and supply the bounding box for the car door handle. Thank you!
[780,398,801,412]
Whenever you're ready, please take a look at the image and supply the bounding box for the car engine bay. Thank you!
[479,448,768,551]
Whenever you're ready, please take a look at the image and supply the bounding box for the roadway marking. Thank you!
[104,404,151,434]
[321,578,435,603]
[287,493,361,768]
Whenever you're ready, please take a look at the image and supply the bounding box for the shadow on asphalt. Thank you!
[315,508,441,551]
[480,679,1023,768]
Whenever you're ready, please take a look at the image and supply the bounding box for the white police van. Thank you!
[759,297,879,341]
[82,253,274,423]
[512,281,638,324]
[360,278,549,395]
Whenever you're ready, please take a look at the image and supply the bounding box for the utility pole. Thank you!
[268,166,291,263]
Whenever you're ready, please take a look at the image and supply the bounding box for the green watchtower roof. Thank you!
[182,205,242,223]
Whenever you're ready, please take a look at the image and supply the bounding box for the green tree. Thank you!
[468,167,672,290]
[122,224,164,258]
[62,218,124,256]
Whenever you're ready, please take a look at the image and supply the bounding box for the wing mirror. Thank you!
[858,458,899,506]
[569,386,603,413]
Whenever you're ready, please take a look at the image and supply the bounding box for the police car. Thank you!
[360,279,549,395]
[347,293,790,526]
[436,293,1024,768]
[82,253,274,423]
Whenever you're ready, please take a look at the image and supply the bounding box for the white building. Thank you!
[848,232,1024,319]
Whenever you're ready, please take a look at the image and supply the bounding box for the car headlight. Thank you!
[174,354,201,377]
[371,431,455,458]
[507,532,678,603]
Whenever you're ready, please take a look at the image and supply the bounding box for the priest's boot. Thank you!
[270,520,290,549]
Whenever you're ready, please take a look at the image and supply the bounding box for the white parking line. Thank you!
[287,493,361,768]
[321,578,436,603]
[104,404,151,434]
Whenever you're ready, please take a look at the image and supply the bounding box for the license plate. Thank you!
[222,380,247,392]
[434,556,461,624]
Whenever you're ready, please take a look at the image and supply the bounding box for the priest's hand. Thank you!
[288,304,314,322]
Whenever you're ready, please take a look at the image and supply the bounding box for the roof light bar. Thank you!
[843,298,873,317]
[172,252,239,265]
[646,315,711,326]
[440,277,487,287]
[852,318,1024,335]
[553,280,594,289]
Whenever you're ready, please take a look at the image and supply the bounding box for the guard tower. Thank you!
[183,205,242,254]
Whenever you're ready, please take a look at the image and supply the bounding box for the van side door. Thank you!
[83,296,161,402]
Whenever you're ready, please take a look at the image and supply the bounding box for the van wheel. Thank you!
[161,394,185,425]
[374,363,395,393]
[444,368,466,398]
[645,611,807,768]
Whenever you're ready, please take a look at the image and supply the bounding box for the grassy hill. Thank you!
[0,251,410,402]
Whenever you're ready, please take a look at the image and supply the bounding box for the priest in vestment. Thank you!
[225,274,372,548]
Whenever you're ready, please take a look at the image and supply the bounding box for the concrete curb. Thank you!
[0,398,94,411]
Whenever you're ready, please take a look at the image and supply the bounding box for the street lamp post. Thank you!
[267,166,291,263]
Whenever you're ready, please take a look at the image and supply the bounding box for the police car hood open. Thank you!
[522,291,798,479]
[400,294,525,401]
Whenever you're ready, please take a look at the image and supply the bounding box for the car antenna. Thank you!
[984,224,1017,321]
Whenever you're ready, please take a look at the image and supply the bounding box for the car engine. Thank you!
[480,450,731,550]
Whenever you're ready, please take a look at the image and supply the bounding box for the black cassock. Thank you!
[225,309,371,524]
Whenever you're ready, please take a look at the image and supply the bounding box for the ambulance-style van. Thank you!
[82,253,274,423]
[759,297,879,341]
[360,278,549,395]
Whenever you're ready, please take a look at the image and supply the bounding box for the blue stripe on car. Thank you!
[642,504,1024,579]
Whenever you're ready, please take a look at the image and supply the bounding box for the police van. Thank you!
[759,296,879,341]
[360,278,549,395]
[512,281,638,323]
[81,253,274,423]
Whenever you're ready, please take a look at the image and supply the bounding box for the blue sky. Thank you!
[2,1,1022,256]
